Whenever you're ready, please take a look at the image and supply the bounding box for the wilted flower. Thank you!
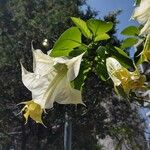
[21,48,85,124]
[106,57,145,94]
[132,0,150,35]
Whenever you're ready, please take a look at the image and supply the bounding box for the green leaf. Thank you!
[71,17,92,39]
[121,37,138,49]
[121,26,140,36]
[134,0,141,5]
[114,47,129,58]
[96,62,108,81]
[108,47,134,68]
[96,46,107,58]
[94,33,110,41]
[50,27,81,57]
[73,61,90,90]
[69,45,87,57]
[96,47,109,81]
[87,19,113,42]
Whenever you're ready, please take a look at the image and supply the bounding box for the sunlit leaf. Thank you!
[50,27,81,57]
[121,37,138,49]
[71,17,92,39]
[87,19,113,42]
[121,26,140,36]
[94,33,110,41]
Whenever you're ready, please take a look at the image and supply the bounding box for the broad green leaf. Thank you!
[73,61,90,90]
[121,26,140,36]
[108,47,134,68]
[71,17,92,39]
[134,0,141,5]
[87,19,113,42]
[96,46,107,58]
[96,62,109,81]
[113,55,133,68]
[50,27,81,57]
[121,37,138,49]
[69,45,87,57]
[114,47,129,58]
[95,33,110,42]
[96,47,109,81]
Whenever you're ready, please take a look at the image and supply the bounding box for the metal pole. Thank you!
[64,112,72,150]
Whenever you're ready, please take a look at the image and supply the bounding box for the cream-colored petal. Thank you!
[54,52,85,81]
[106,57,122,86]
[132,0,150,24]
[32,49,54,76]
[21,64,50,108]
[140,19,150,35]
[43,67,84,108]
[66,52,85,81]
[53,75,84,105]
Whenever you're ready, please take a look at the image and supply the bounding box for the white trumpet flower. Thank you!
[132,0,150,35]
[21,49,85,123]
[140,19,150,35]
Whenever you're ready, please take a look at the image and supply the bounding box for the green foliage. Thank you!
[96,46,109,81]
[87,19,113,41]
[106,46,134,68]
[71,17,92,39]
[96,46,106,57]
[114,46,129,58]
[134,0,141,5]
[73,61,90,90]
[50,27,82,57]
[121,37,138,49]
[121,26,140,36]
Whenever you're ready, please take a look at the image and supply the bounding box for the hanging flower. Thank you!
[132,0,150,35]
[140,19,150,35]
[106,57,145,94]
[139,34,150,62]
[21,48,85,124]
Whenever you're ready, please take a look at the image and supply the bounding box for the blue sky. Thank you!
[86,0,137,39]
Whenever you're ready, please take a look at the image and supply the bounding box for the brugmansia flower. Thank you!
[139,34,150,62]
[106,57,145,94]
[140,19,150,35]
[132,0,150,35]
[21,49,85,124]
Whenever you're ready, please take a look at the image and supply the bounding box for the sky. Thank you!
[86,0,137,39]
